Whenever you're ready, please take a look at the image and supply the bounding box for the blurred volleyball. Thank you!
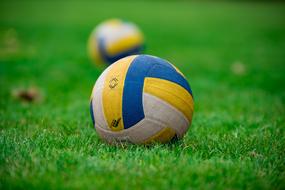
[90,55,194,144]
[88,19,144,65]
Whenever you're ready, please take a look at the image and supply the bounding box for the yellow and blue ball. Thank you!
[88,19,144,65]
[90,55,194,144]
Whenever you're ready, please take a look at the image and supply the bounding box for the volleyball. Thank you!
[90,55,194,144]
[88,19,144,65]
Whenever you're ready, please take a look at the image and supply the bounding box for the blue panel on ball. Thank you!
[122,55,193,129]
[90,100,95,127]
[143,55,192,96]
[122,56,153,129]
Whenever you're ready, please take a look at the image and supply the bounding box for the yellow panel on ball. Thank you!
[143,77,194,122]
[102,55,137,131]
[143,127,176,144]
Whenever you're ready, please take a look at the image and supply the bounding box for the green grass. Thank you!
[1,1,285,189]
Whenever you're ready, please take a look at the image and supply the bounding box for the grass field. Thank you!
[1,1,285,189]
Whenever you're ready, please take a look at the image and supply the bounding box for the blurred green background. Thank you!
[0,1,285,189]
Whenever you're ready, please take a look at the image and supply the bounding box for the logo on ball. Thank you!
[111,118,121,128]
[109,77,118,89]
